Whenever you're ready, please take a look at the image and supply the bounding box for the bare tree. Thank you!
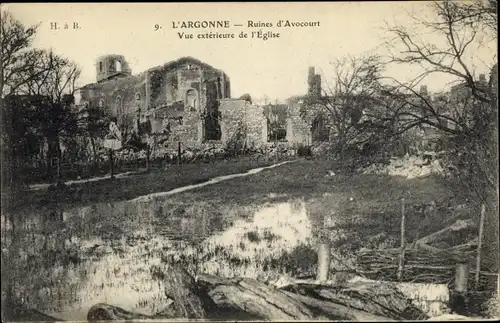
[20,50,82,184]
[19,49,81,101]
[384,0,498,272]
[385,1,495,102]
[311,54,385,158]
[0,10,44,97]
[255,94,270,106]
[1,11,42,190]
[454,0,497,40]
[1,11,82,186]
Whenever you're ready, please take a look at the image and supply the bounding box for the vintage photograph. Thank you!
[1,1,498,321]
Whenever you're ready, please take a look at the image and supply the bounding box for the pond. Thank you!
[1,195,348,321]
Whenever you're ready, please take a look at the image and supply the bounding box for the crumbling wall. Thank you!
[287,103,312,145]
[245,104,267,149]
[308,67,322,98]
[95,54,133,83]
[219,99,266,151]
[79,57,233,155]
[146,60,229,148]
[78,73,147,124]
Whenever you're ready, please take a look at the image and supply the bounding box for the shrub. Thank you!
[297,144,312,157]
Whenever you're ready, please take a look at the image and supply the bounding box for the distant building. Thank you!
[308,67,322,98]
[449,73,489,104]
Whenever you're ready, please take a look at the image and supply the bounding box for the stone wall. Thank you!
[219,99,267,150]
[95,54,132,83]
[77,73,148,130]
[245,103,267,149]
[286,103,312,145]
[217,100,328,152]
[285,102,334,145]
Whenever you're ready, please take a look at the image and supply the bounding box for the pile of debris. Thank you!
[311,142,334,156]
[360,153,446,179]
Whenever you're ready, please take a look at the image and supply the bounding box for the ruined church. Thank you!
[75,55,329,154]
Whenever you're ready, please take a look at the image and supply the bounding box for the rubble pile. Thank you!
[311,142,334,157]
[361,154,446,179]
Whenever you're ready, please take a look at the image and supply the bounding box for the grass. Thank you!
[4,156,281,214]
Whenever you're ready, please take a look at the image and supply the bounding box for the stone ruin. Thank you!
[74,56,331,160]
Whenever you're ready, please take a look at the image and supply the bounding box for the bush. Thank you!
[297,144,312,157]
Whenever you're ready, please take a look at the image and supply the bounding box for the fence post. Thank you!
[109,150,115,179]
[455,262,469,293]
[397,198,406,281]
[177,141,181,168]
[451,261,469,315]
[212,143,216,163]
[474,204,486,288]
[146,143,150,172]
[316,243,331,282]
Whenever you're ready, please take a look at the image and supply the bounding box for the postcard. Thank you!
[1,1,498,322]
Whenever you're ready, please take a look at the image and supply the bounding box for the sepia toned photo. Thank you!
[1,1,498,321]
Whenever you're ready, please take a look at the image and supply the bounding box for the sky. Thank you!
[3,2,497,102]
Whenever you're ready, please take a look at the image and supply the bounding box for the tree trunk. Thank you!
[198,273,427,320]
[339,136,346,160]
[88,303,154,321]
[46,138,58,181]
[483,97,499,273]
[56,139,62,185]
[197,274,314,320]
[280,279,428,320]
[146,145,150,172]
[84,271,428,321]
[281,289,393,321]
[161,263,210,318]
[7,144,16,189]
[414,219,475,246]
[109,150,115,179]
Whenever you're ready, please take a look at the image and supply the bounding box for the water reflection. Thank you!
[1,196,340,321]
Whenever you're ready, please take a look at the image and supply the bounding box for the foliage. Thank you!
[310,54,389,159]
[1,11,82,187]
[82,102,109,139]
[296,144,312,158]
[0,10,40,97]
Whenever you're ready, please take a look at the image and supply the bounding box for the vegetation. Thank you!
[307,0,498,271]
[382,0,498,272]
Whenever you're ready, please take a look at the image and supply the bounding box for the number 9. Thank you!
[154,24,160,31]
